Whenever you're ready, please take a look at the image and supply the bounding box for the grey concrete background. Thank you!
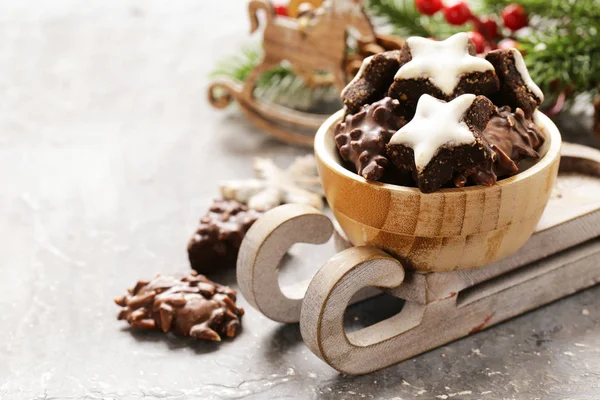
[0,1,599,399]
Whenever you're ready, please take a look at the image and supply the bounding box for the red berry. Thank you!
[415,0,443,16]
[274,4,288,17]
[467,31,486,54]
[478,17,499,39]
[502,4,528,31]
[443,0,472,26]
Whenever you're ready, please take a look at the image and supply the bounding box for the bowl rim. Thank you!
[314,109,562,194]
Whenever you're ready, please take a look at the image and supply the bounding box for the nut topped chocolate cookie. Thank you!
[485,48,544,118]
[388,33,499,113]
[342,50,409,114]
[188,199,262,275]
[387,94,495,193]
[335,97,406,181]
[115,271,244,341]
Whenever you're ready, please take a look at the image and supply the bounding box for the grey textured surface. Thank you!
[0,1,599,399]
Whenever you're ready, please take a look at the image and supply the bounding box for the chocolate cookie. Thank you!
[342,50,409,114]
[388,33,499,116]
[453,106,545,187]
[485,48,544,118]
[188,200,262,275]
[387,94,495,193]
[115,271,244,341]
[335,97,406,181]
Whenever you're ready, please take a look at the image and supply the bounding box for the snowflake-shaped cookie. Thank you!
[220,155,324,211]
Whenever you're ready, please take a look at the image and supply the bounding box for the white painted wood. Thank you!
[236,204,333,323]
[237,141,600,374]
[300,246,406,363]
[301,238,600,375]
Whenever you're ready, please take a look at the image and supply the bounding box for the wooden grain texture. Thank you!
[328,142,600,303]
[238,142,600,374]
[300,247,406,362]
[240,142,600,311]
[315,110,563,272]
[247,0,374,95]
[207,0,381,147]
[236,204,334,323]
[287,0,324,18]
[298,141,600,375]
[300,237,600,375]
[239,142,600,307]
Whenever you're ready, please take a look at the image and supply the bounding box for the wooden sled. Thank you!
[207,0,404,147]
[208,77,328,147]
[237,142,600,375]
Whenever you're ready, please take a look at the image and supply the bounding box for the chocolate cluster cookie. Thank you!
[188,199,262,275]
[335,97,406,181]
[334,33,547,194]
[115,271,244,341]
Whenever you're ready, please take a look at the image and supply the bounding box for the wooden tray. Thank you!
[237,142,600,375]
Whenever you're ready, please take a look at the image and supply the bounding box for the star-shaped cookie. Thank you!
[486,48,544,118]
[341,50,409,114]
[388,33,499,117]
[387,94,495,193]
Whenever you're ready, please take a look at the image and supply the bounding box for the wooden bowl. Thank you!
[314,110,562,272]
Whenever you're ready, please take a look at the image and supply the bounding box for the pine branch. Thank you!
[210,45,338,112]
[211,0,600,110]
[365,0,430,36]
[210,46,291,86]
[365,0,467,38]
[480,0,600,20]
[521,27,600,99]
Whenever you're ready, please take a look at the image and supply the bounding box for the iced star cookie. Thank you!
[386,94,495,193]
[485,48,544,118]
[388,33,499,115]
[341,50,409,114]
[335,97,407,181]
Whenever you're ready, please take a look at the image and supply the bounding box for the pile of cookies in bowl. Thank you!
[314,32,561,271]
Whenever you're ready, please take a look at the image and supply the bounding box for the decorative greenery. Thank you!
[521,28,600,101]
[365,0,465,38]
[480,0,600,20]
[210,46,337,111]
[211,0,600,110]
[210,46,290,86]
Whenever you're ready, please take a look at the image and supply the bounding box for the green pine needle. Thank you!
[211,0,600,109]
[365,0,467,38]
[481,0,600,20]
[210,45,338,111]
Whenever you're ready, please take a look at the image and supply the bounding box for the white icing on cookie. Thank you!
[394,33,495,95]
[389,94,477,171]
[509,48,544,102]
[341,55,373,98]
